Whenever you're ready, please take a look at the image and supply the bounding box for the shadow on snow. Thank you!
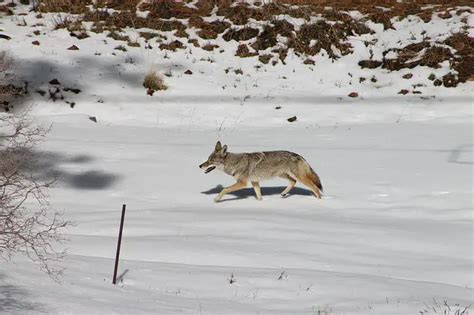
[201,184,313,202]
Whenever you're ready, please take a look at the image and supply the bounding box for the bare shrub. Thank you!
[1,52,68,278]
[0,51,26,112]
[0,51,13,75]
[0,113,69,278]
[35,0,91,14]
[143,71,167,93]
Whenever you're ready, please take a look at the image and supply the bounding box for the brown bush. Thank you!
[36,0,92,13]
[143,71,167,92]
[159,39,185,51]
[235,44,257,58]
[223,27,260,42]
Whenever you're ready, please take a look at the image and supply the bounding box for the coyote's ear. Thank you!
[215,141,222,151]
[222,145,227,154]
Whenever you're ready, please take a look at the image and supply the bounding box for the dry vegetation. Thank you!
[359,32,473,87]
[24,0,474,87]
[143,70,167,95]
[1,53,69,277]
[0,52,27,112]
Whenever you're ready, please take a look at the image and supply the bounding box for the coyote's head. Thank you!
[199,141,227,174]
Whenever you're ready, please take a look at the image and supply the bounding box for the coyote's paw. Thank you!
[281,193,288,198]
[213,196,222,203]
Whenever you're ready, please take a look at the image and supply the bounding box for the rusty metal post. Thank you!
[113,204,126,284]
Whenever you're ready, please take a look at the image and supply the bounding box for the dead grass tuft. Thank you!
[443,32,474,82]
[202,43,219,51]
[37,0,92,14]
[258,54,273,64]
[143,71,167,93]
[223,27,260,42]
[289,21,352,59]
[141,0,196,19]
[0,52,26,112]
[159,39,185,51]
[235,44,258,58]
[379,41,450,71]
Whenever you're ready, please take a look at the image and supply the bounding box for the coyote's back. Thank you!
[241,151,323,191]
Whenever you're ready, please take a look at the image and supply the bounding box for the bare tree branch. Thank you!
[1,52,69,280]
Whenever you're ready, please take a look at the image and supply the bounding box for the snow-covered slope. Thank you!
[0,4,473,127]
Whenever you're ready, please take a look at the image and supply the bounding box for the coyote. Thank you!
[199,141,323,202]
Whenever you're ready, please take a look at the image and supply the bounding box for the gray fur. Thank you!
[199,141,322,202]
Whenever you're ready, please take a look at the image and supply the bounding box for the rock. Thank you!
[358,60,382,69]
[49,78,60,85]
[63,87,81,94]
[398,89,409,95]
[287,116,297,122]
[67,44,79,50]
[348,92,359,98]
[89,116,97,123]
[402,73,413,79]
[32,40,40,45]
[442,73,457,87]
[184,69,193,75]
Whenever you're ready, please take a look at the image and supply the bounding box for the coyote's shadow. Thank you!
[201,185,313,200]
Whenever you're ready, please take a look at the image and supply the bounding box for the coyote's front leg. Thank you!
[214,179,247,202]
[251,181,262,200]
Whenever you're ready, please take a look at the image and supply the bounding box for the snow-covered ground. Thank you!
[2,116,472,314]
[1,3,473,315]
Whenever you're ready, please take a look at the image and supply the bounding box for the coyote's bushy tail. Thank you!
[296,158,323,192]
[310,167,323,192]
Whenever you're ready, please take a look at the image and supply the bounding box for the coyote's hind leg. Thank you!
[280,174,297,197]
[297,175,321,199]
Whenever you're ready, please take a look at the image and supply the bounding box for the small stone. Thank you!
[398,89,409,95]
[348,92,359,98]
[63,87,81,94]
[287,116,297,122]
[428,73,436,81]
[67,44,79,50]
[32,40,40,45]
[433,79,442,86]
[49,78,60,85]
[89,116,97,123]
[402,73,413,79]
[184,69,193,75]
[442,73,457,88]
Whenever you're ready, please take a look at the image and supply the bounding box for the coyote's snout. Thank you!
[200,141,323,202]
